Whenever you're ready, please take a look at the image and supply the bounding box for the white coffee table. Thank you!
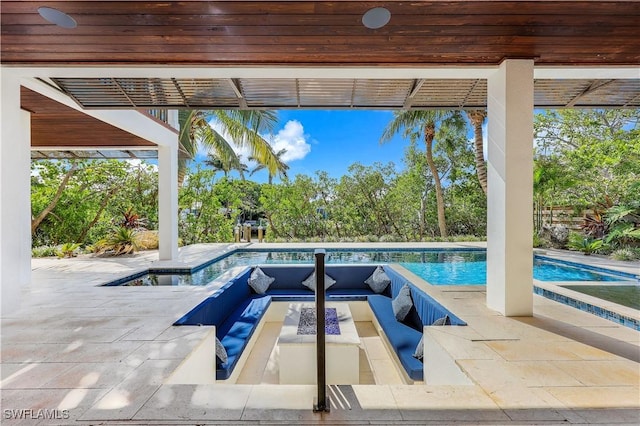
[278,302,360,384]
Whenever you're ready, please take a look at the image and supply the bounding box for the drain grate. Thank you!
[328,385,362,411]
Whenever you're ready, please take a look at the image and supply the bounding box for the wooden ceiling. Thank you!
[21,87,162,159]
[2,1,640,66]
[4,1,639,157]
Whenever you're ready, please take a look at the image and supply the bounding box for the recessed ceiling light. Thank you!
[362,7,391,29]
[38,6,77,29]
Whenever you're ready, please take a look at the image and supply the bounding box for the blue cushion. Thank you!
[173,267,253,326]
[216,295,271,380]
[325,265,377,291]
[402,304,424,332]
[264,288,314,297]
[259,266,315,290]
[368,295,424,380]
[327,288,376,297]
[411,286,466,326]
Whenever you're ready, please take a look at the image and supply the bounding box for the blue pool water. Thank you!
[110,249,635,287]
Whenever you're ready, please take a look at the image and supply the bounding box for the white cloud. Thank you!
[126,159,158,172]
[269,120,311,162]
[197,119,311,165]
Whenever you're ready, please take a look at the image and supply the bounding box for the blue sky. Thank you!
[275,110,410,179]
[196,110,412,183]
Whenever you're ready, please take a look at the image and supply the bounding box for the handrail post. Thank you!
[313,249,330,413]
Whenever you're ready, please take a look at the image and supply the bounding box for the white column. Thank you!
[486,59,534,317]
[158,143,179,261]
[1,72,32,314]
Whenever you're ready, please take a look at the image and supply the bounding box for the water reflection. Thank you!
[119,249,485,286]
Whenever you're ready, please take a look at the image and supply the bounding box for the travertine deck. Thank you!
[1,242,638,425]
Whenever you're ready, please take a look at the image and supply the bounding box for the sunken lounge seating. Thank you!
[174,264,465,383]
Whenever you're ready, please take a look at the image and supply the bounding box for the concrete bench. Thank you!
[173,264,467,383]
[173,267,271,381]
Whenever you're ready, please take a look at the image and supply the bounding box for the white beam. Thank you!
[20,77,177,148]
[4,65,639,81]
[1,71,32,314]
[486,59,534,317]
[534,67,640,79]
[3,65,498,80]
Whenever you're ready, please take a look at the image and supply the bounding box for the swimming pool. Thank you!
[107,248,636,287]
[560,284,640,310]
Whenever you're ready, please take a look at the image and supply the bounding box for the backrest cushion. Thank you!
[302,271,336,291]
[364,266,391,293]
[248,267,275,294]
[259,266,315,290]
[326,265,377,290]
[391,284,413,321]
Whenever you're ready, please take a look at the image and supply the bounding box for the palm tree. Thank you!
[465,110,488,195]
[250,148,290,184]
[205,153,249,180]
[381,110,459,237]
[178,109,282,186]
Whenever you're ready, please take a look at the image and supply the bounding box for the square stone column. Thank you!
[158,143,179,261]
[1,72,32,314]
[486,59,534,316]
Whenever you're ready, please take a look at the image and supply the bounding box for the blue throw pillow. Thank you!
[302,271,336,291]
[215,336,228,366]
[248,267,275,294]
[364,266,391,293]
[392,283,413,321]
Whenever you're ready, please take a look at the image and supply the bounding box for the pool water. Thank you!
[112,249,634,286]
[403,258,632,285]
[561,285,640,310]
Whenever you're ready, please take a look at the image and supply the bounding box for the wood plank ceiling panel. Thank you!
[2,1,639,66]
[21,87,157,149]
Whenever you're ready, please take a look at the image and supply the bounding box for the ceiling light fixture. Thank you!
[362,7,391,29]
[37,6,77,29]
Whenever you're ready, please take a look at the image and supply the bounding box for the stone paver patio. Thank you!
[1,242,638,425]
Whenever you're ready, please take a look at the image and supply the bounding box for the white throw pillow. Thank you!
[215,336,228,366]
[364,266,391,293]
[302,271,336,291]
[248,267,275,294]
[392,283,413,321]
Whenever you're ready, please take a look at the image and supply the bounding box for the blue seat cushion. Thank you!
[327,288,377,297]
[258,266,314,290]
[264,288,314,297]
[216,295,271,380]
[174,267,253,326]
[368,295,423,381]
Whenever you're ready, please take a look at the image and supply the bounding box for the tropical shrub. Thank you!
[57,242,81,258]
[611,248,640,261]
[32,245,59,257]
[567,232,605,255]
[137,230,159,250]
[533,233,546,248]
[94,227,141,256]
[604,202,640,248]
